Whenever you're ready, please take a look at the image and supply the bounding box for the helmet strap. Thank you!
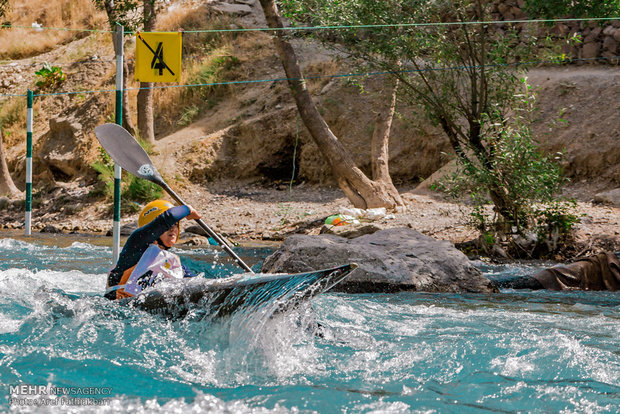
[156,238,170,250]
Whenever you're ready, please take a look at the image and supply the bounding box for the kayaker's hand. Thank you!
[186,205,202,221]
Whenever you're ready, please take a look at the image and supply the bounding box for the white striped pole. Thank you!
[25,89,33,236]
[112,23,124,263]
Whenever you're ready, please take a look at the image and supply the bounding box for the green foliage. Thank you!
[91,146,162,210]
[432,88,578,254]
[123,177,162,203]
[282,0,582,253]
[524,0,620,20]
[92,0,141,31]
[177,105,200,126]
[177,53,240,124]
[34,63,66,90]
[91,147,115,198]
[436,127,573,231]
[188,55,240,92]
[533,198,580,242]
[481,231,495,249]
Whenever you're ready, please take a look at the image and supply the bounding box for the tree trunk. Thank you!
[137,82,154,143]
[0,129,21,197]
[137,0,156,144]
[258,0,405,210]
[371,79,404,207]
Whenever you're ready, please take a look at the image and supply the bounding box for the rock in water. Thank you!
[40,224,62,234]
[262,228,497,293]
[594,188,620,206]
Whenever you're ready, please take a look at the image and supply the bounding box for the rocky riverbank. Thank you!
[1,180,620,260]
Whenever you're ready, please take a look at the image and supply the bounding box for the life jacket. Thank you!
[105,264,137,300]
[106,244,184,299]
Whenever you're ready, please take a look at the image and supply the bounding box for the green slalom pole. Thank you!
[112,23,124,263]
[25,89,33,236]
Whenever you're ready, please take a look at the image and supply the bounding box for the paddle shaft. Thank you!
[160,181,255,273]
[94,123,254,273]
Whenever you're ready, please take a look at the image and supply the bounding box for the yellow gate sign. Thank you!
[135,32,182,83]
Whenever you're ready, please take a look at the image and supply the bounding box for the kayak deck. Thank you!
[123,263,357,319]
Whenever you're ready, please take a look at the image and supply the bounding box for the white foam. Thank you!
[0,268,106,296]
[0,313,21,334]
[0,238,38,251]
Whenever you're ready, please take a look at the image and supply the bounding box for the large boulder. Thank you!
[261,228,497,293]
[593,188,620,206]
[37,93,105,181]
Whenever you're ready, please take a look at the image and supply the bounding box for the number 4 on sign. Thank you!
[135,32,182,83]
[151,42,170,76]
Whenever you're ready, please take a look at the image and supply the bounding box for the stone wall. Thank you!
[490,0,620,63]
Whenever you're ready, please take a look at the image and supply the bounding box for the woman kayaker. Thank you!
[104,199,201,300]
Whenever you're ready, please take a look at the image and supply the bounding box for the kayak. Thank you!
[122,263,357,319]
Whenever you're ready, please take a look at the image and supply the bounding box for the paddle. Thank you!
[94,123,255,273]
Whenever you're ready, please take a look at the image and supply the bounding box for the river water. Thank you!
[0,236,618,413]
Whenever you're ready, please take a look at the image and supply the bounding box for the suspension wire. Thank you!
[1,54,617,99]
[2,15,619,35]
[0,54,224,68]
[180,16,620,34]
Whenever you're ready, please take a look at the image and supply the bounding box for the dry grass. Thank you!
[153,45,239,131]
[305,60,344,94]
[0,97,26,147]
[0,0,107,59]
[1,1,260,139]
[149,5,245,133]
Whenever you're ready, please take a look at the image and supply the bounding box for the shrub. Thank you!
[434,90,578,257]
[123,177,162,204]
[34,62,66,90]
[91,147,162,213]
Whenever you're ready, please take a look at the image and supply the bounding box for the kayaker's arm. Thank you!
[129,205,192,246]
[106,206,194,297]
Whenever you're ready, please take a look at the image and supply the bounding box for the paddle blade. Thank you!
[94,123,164,185]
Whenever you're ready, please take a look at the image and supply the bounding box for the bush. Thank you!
[123,177,162,203]
[434,91,578,257]
[34,62,66,90]
[90,147,162,213]
[533,198,580,252]
[90,147,114,198]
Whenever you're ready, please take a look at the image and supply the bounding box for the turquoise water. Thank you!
[0,237,619,413]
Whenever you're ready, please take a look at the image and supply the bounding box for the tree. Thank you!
[258,0,405,210]
[280,0,617,234]
[1,2,21,198]
[523,0,620,19]
[93,0,138,136]
[94,0,160,144]
[0,128,21,197]
[136,0,156,144]
[0,0,9,19]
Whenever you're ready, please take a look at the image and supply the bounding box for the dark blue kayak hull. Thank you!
[124,263,356,319]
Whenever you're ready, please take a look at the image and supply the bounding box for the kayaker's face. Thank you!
[160,225,179,248]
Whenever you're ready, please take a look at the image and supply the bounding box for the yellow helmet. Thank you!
[138,199,175,227]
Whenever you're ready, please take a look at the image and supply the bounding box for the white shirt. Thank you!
[124,244,184,295]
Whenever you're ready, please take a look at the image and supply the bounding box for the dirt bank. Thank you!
[2,180,620,261]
